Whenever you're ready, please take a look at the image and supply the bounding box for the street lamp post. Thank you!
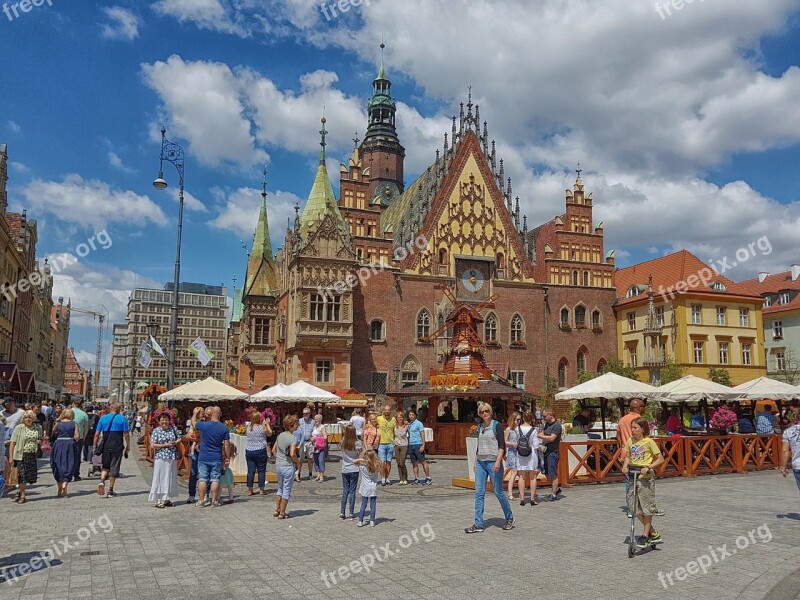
[153,127,185,391]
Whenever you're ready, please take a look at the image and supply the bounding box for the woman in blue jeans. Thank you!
[272,415,300,518]
[245,412,273,495]
[339,425,359,519]
[465,403,514,533]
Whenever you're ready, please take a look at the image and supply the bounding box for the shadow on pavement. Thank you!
[0,551,63,584]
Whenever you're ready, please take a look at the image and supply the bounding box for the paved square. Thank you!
[0,445,798,600]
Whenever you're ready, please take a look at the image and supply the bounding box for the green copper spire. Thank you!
[244,167,278,296]
[377,41,387,80]
[300,117,349,241]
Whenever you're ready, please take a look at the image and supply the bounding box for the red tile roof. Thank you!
[614,250,749,306]
[734,270,800,315]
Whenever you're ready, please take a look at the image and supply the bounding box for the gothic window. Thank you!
[438,248,447,265]
[510,314,524,343]
[401,355,420,387]
[575,306,586,327]
[326,295,341,321]
[572,271,579,286]
[310,294,325,321]
[583,271,589,286]
[416,309,431,340]
[253,318,270,345]
[484,313,498,342]
[591,310,601,327]
[369,319,385,342]
[560,308,570,326]
[558,359,568,388]
[597,358,607,373]
[577,350,586,372]
[496,252,505,271]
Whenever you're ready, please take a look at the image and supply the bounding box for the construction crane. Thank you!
[70,305,108,400]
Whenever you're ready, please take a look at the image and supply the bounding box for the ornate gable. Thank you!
[300,212,357,261]
[402,131,535,282]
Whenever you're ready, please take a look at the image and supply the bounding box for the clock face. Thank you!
[462,268,485,293]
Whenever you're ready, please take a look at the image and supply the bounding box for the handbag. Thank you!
[7,465,18,487]
[314,434,327,451]
[94,414,119,456]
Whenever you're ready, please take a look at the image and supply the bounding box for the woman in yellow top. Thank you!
[621,418,665,546]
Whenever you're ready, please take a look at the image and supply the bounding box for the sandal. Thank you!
[19,497,26,504]
[278,513,292,519]
[272,511,281,517]
[259,490,267,496]
[248,490,255,496]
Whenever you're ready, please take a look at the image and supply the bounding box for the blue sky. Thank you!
[1,0,799,384]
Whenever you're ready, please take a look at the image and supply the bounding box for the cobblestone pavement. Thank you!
[0,443,798,600]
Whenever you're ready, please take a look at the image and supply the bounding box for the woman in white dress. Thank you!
[515,411,541,506]
[148,413,180,508]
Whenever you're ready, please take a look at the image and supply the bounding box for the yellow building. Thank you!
[615,251,766,385]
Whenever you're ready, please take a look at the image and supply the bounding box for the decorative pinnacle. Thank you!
[353,131,360,148]
[576,162,582,178]
[319,116,328,163]
[261,166,267,199]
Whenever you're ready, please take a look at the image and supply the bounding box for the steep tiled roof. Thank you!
[734,270,800,315]
[614,250,752,306]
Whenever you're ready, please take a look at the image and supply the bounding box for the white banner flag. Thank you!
[188,337,215,367]
[149,335,165,357]
[137,341,152,369]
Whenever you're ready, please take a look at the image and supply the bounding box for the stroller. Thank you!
[87,452,103,478]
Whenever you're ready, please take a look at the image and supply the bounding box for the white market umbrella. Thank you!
[732,376,800,401]
[158,377,250,403]
[249,383,288,403]
[655,375,742,404]
[278,380,340,404]
[555,372,660,401]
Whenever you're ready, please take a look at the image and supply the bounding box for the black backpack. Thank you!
[516,426,534,457]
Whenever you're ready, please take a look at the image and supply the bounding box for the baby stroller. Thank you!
[87,453,103,478]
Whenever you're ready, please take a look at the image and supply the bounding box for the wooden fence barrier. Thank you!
[558,433,782,487]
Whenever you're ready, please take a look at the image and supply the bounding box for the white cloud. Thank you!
[151,0,250,36]
[208,185,301,247]
[9,161,28,174]
[170,188,207,213]
[7,120,21,134]
[21,175,168,230]
[73,350,96,371]
[108,151,135,174]
[101,6,140,41]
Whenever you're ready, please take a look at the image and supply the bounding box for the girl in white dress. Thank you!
[515,411,541,506]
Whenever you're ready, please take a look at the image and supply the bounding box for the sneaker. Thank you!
[73,476,82,482]
[357,521,365,527]
[464,524,484,534]
[106,490,118,498]
[210,501,222,508]
[339,514,346,520]
[196,500,207,508]
[380,481,386,487]
[422,478,432,486]
[549,494,558,502]
[369,521,376,527]
[155,501,165,509]
[347,514,357,520]
[399,480,408,486]
[647,532,663,544]
[635,535,648,547]
[627,512,634,518]
[411,479,421,486]
[654,508,666,516]
[556,487,562,496]
[97,482,105,497]
[186,497,196,505]
[502,519,515,530]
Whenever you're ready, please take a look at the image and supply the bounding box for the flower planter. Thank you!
[563,433,588,476]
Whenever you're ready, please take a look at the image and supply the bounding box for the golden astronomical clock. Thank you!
[455,258,492,302]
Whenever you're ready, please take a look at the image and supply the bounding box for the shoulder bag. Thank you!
[94,414,119,456]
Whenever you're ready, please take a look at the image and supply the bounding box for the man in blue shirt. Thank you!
[191,405,231,507]
[756,405,776,434]
[93,403,130,498]
[407,409,431,485]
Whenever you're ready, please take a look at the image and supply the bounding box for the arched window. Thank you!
[510,314,524,343]
[572,271,579,286]
[496,252,505,271]
[558,359,568,388]
[577,350,586,373]
[401,355,420,387]
[597,358,607,373]
[592,310,601,328]
[583,271,589,286]
[438,248,447,265]
[416,310,431,340]
[575,305,586,327]
[369,319,385,342]
[560,307,570,326]
[484,313,498,343]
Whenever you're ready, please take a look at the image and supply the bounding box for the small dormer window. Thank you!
[710,281,726,292]
[780,292,790,305]
[626,285,640,298]
[764,296,772,307]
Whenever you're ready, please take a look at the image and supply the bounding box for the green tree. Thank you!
[708,368,732,386]
[538,373,559,411]
[660,356,686,385]
[575,369,598,385]
[603,358,640,381]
